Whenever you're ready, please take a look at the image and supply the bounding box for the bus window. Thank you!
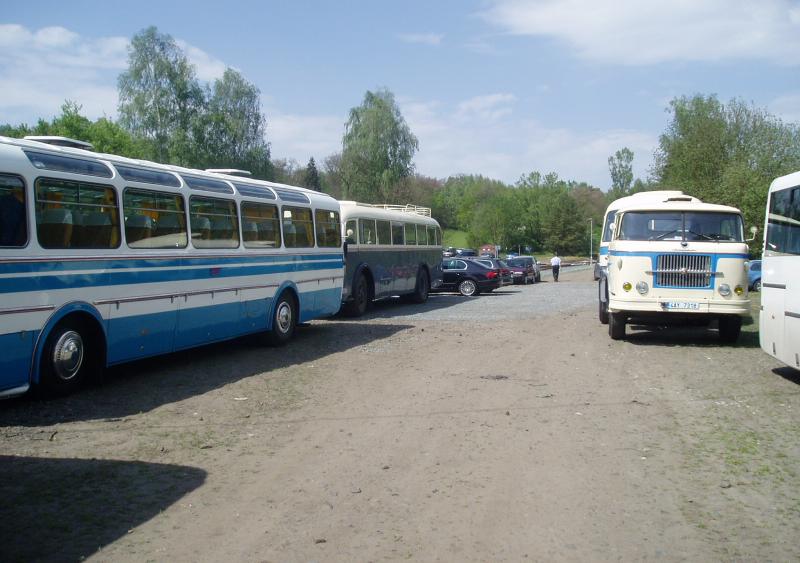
[124,188,187,248]
[283,206,314,247]
[359,218,377,245]
[345,219,357,243]
[427,225,437,245]
[0,174,27,247]
[405,223,417,245]
[391,222,404,245]
[377,220,391,244]
[766,185,800,255]
[242,201,281,248]
[315,209,341,248]
[190,196,239,249]
[35,177,119,249]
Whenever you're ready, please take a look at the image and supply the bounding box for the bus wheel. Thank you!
[599,299,609,325]
[343,273,370,317]
[718,316,742,344]
[410,268,429,303]
[459,279,478,297]
[267,292,297,346]
[39,319,97,396]
[608,312,626,340]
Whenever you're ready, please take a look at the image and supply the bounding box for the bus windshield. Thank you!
[602,210,616,243]
[618,211,743,242]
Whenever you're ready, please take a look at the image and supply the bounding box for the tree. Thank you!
[341,88,419,203]
[118,26,204,164]
[303,157,321,190]
[197,68,271,178]
[608,147,634,200]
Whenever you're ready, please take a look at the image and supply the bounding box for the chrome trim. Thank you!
[0,384,30,399]
[764,283,787,290]
[0,305,56,316]
[786,311,800,319]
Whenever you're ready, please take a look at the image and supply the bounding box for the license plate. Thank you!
[662,301,700,310]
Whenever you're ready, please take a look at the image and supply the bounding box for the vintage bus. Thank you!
[339,201,443,316]
[760,171,800,370]
[604,194,750,342]
[0,136,344,397]
[597,191,698,321]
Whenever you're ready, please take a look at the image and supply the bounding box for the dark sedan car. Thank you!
[506,256,541,284]
[436,258,501,296]
[468,257,512,287]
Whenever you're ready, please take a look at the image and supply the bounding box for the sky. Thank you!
[1,0,799,189]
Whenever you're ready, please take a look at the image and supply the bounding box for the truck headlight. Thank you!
[718,283,731,296]
[636,281,649,295]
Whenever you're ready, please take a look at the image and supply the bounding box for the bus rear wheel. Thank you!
[267,292,297,346]
[409,268,429,303]
[39,319,98,396]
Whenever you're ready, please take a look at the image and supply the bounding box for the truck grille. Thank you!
[655,254,712,288]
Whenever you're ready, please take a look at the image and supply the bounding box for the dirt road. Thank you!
[1,268,798,562]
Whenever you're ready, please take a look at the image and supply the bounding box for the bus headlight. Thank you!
[636,281,649,295]
[622,282,632,292]
[718,283,731,296]
[734,285,744,296]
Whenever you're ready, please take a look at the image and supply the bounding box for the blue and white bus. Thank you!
[339,201,443,316]
[760,170,800,370]
[0,136,344,397]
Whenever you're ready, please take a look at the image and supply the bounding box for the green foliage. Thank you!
[341,89,418,203]
[608,147,634,200]
[442,229,469,248]
[303,157,321,191]
[653,94,800,238]
[117,26,204,164]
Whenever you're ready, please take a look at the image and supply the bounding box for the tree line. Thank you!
[2,26,799,256]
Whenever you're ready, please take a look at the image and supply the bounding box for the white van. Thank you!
[605,195,751,342]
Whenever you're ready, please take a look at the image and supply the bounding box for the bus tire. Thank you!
[459,279,478,297]
[267,292,297,346]
[39,318,99,397]
[410,268,429,304]
[718,316,742,344]
[599,299,609,325]
[343,273,370,317]
[608,312,626,340]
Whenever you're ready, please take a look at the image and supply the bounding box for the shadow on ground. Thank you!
[0,456,205,562]
[0,321,412,425]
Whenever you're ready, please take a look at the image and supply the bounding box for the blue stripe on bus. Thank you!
[607,250,749,291]
[599,247,609,256]
[608,250,750,259]
[0,261,344,293]
[0,330,34,390]
[0,253,343,275]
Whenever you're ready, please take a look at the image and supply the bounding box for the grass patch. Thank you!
[443,229,468,248]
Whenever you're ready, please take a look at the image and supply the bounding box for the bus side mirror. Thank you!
[747,225,758,242]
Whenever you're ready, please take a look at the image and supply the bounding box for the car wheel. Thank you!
[753,279,761,292]
[718,316,742,344]
[459,279,478,297]
[266,292,297,346]
[608,312,626,340]
[599,299,609,325]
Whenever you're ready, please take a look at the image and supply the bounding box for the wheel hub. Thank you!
[52,330,84,381]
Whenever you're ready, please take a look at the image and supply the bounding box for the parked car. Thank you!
[468,257,512,287]
[436,258,501,296]
[443,246,456,258]
[748,259,762,291]
[455,248,477,257]
[506,256,541,284]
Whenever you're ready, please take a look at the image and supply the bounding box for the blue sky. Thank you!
[2,0,799,189]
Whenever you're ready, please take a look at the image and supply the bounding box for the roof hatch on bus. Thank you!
[23,136,94,150]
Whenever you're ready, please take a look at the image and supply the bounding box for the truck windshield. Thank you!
[618,211,744,242]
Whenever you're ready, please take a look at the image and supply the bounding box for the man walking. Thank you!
[550,253,561,282]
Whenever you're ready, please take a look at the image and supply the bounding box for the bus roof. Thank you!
[616,199,742,215]
[339,201,439,225]
[606,190,699,213]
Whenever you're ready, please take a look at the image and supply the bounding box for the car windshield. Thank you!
[618,211,744,242]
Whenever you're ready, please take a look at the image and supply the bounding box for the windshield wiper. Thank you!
[652,229,680,240]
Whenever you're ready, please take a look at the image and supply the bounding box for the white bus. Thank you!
[605,194,750,342]
[760,171,800,370]
[597,191,698,322]
[0,136,344,397]
[340,201,443,316]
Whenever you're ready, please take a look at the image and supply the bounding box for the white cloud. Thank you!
[770,93,800,123]
[267,110,345,163]
[400,95,657,188]
[397,33,444,46]
[481,0,800,65]
[456,93,516,122]
[0,24,228,124]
